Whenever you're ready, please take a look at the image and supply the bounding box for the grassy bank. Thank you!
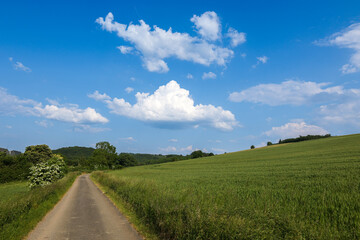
[92,134,360,239]
[0,172,79,240]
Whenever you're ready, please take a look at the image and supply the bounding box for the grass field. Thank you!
[0,181,28,202]
[0,172,79,240]
[92,134,360,239]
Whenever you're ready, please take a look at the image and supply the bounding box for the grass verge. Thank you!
[91,172,159,240]
[0,172,79,240]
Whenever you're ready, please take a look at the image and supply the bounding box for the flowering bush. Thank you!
[28,154,66,188]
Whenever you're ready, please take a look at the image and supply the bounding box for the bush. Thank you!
[250,145,255,149]
[28,154,66,188]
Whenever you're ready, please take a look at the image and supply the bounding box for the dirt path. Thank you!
[26,174,143,240]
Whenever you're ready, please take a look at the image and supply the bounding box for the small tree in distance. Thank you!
[267,142,273,146]
[250,145,255,149]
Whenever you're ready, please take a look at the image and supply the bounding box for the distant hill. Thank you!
[53,146,95,165]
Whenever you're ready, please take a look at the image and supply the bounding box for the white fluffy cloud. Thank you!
[265,121,329,139]
[0,87,108,124]
[96,12,245,73]
[202,72,217,80]
[317,23,360,74]
[229,80,344,105]
[191,11,221,41]
[90,80,238,130]
[227,27,246,47]
[159,145,193,154]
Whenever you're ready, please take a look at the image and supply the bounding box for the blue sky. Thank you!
[1,0,360,154]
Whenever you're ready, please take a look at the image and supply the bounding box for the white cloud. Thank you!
[88,90,111,101]
[169,138,178,142]
[130,77,136,81]
[125,87,134,93]
[117,45,134,54]
[227,27,246,47]
[229,80,344,105]
[265,121,329,139]
[186,73,194,79]
[317,23,360,74]
[240,53,247,58]
[96,12,238,73]
[190,11,221,41]
[34,104,108,124]
[90,80,237,130]
[202,72,217,80]
[159,145,193,154]
[0,87,108,124]
[9,58,31,72]
[5,125,12,129]
[212,147,226,153]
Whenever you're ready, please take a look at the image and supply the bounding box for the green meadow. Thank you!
[0,172,79,240]
[92,134,360,239]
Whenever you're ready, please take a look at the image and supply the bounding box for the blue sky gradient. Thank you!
[1,0,360,154]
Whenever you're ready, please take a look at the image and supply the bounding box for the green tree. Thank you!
[95,141,116,154]
[24,144,53,164]
[92,141,118,169]
[250,145,255,149]
[267,142,273,146]
[191,150,204,159]
[118,153,137,167]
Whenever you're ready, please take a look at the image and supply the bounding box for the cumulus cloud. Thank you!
[169,138,178,142]
[96,12,245,73]
[187,73,194,79]
[34,104,108,124]
[265,121,329,139]
[9,58,31,72]
[191,11,221,41]
[229,80,344,105]
[90,80,238,130]
[316,23,360,74]
[0,87,108,124]
[117,46,134,54]
[125,87,134,93]
[202,72,217,79]
[227,27,246,47]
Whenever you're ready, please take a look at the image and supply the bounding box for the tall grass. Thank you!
[92,134,360,239]
[0,172,79,240]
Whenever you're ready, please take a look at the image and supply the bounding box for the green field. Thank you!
[0,172,79,240]
[92,134,360,239]
[0,181,28,202]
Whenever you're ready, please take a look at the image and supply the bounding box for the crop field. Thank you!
[92,134,360,239]
[0,172,79,240]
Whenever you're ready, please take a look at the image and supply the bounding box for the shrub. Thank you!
[28,154,66,188]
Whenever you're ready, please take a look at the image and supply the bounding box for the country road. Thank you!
[26,174,143,240]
